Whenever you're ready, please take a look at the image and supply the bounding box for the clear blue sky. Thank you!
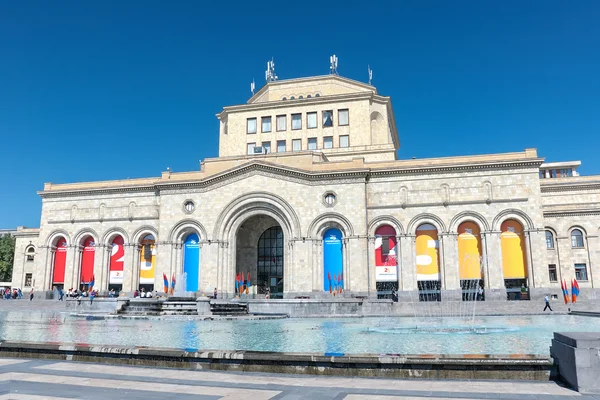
[1,1,599,228]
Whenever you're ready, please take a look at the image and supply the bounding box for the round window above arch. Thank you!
[183,200,196,214]
[307,94,312,98]
[298,95,303,99]
[315,93,321,97]
[323,192,337,207]
[290,96,295,100]
[282,97,287,101]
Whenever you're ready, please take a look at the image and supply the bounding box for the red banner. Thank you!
[52,238,67,284]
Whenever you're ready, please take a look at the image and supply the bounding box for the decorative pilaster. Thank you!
[441,232,460,290]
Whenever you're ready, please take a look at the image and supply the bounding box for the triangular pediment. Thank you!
[248,75,376,104]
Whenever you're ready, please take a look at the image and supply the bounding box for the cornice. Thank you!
[543,208,600,217]
[541,181,600,193]
[37,157,543,199]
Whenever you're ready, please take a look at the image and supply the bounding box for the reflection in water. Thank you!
[0,312,599,356]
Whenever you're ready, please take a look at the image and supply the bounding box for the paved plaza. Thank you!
[0,357,594,400]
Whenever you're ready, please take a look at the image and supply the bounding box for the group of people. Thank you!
[133,288,158,298]
[2,287,34,301]
[61,287,98,304]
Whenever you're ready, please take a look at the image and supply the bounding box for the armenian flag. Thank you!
[170,274,176,295]
[246,272,250,295]
[572,278,580,303]
[327,271,332,293]
[163,273,169,293]
[561,279,570,304]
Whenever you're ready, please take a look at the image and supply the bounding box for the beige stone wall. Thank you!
[11,228,40,290]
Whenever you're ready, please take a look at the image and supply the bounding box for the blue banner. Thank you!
[183,233,200,292]
[323,228,343,292]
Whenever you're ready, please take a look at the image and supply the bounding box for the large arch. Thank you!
[308,212,355,238]
[407,213,447,235]
[134,227,158,291]
[73,228,99,247]
[214,192,301,240]
[45,230,71,248]
[492,209,535,231]
[46,232,69,289]
[215,193,299,297]
[102,227,130,246]
[449,211,490,232]
[368,215,404,236]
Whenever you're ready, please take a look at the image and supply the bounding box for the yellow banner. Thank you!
[458,222,482,280]
[416,224,440,281]
[139,239,156,284]
[500,220,528,279]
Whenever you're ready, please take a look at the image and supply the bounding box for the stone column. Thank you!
[482,231,506,300]
[441,233,460,291]
[312,240,321,293]
[400,234,416,292]
[40,247,53,291]
[556,236,574,284]
[63,246,79,292]
[95,244,108,291]
[367,236,376,297]
[121,243,137,293]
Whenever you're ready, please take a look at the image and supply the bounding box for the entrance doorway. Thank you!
[235,215,284,299]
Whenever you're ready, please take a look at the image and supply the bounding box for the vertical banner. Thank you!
[109,236,125,284]
[52,238,67,284]
[323,228,343,292]
[458,222,482,279]
[80,237,95,284]
[500,220,528,279]
[415,223,440,281]
[375,225,398,282]
[139,236,156,284]
[183,233,200,292]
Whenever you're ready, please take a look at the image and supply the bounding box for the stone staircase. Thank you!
[210,301,248,316]
[118,297,198,316]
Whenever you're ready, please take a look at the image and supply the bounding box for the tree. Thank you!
[0,235,15,282]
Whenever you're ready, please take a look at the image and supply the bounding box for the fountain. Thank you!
[172,272,190,298]
[371,255,515,335]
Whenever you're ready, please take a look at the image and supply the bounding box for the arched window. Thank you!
[52,237,67,287]
[315,93,321,97]
[109,235,125,291]
[290,96,295,100]
[323,228,343,294]
[26,246,35,261]
[80,236,95,288]
[545,231,554,249]
[282,97,287,101]
[257,227,284,298]
[571,229,584,248]
[298,95,303,99]
[500,220,529,300]
[307,94,312,98]
[139,234,156,290]
[374,225,398,295]
[183,232,200,292]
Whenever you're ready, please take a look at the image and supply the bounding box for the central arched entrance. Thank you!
[235,215,284,299]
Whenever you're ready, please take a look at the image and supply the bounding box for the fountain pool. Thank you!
[1,311,599,355]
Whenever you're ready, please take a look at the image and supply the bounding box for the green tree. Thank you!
[0,235,15,282]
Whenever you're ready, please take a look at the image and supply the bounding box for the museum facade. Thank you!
[11,75,600,300]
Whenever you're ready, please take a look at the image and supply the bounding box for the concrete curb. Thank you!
[0,340,552,380]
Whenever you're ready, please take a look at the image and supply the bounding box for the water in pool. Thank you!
[1,311,598,355]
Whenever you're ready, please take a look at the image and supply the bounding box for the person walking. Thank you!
[543,295,553,312]
[213,287,218,299]
[29,288,34,301]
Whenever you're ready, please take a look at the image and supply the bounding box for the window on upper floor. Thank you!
[323,136,333,149]
[247,142,256,155]
[559,168,572,177]
[548,265,557,282]
[307,112,317,129]
[292,114,302,130]
[571,229,584,248]
[575,263,588,281]
[26,246,35,261]
[339,109,349,126]
[340,135,349,148]
[276,115,286,131]
[262,141,271,154]
[247,118,257,134]
[277,140,286,153]
[545,231,554,249]
[292,139,301,152]
[308,137,317,150]
[539,171,545,179]
[261,116,271,133]
[323,110,333,127]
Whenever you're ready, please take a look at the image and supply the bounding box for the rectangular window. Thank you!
[539,171,545,179]
[338,109,349,126]
[277,140,286,153]
[323,136,333,149]
[261,141,271,154]
[307,112,317,129]
[276,115,286,131]
[247,142,256,155]
[575,263,588,281]
[550,169,557,178]
[292,114,302,130]
[25,273,32,287]
[261,116,271,133]
[247,118,257,134]
[548,264,557,282]
[339,135,349,148]
[292,139,301,152]
[308,137,317,150]
[323,110,333,127]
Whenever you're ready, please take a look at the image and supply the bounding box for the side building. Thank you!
[11,75,600,300]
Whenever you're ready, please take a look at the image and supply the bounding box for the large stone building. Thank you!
[11,74,600,300]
